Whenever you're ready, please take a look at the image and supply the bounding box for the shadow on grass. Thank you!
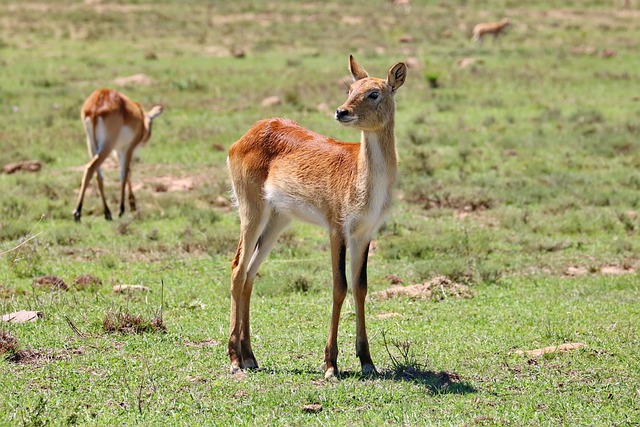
[339,368,477,395]
[249,367,476,395]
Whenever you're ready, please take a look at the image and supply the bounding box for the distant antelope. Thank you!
[72,89,163,222]
[472,18,511,43]
[227,56,407,379]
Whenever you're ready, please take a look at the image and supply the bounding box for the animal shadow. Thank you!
[340,367,477,395]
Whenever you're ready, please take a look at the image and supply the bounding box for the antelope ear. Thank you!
[146,105,163,121]
[349,55,369,81]
[387,62,407,92]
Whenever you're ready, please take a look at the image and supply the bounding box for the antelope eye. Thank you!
[368,91,380,100]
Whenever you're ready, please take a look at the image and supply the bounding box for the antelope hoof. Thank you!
[104,210,112,221]
[361,363,378,377]
[73,210,81,223]
[230,361,243,375]
[324,366,338,380]
[241,358,258,370]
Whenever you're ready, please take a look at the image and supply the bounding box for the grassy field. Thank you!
[1,0,639,425]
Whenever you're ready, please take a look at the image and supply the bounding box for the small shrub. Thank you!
[116,219,134,236]
[72,274,103,291]
[0,330,19,360]
[103,308,165,335]
[287,276,310,293]
[382,330,427,377]
[33,275,68,291]
[172,78,206,92]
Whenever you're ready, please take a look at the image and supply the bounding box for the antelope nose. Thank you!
[335,109,349,120]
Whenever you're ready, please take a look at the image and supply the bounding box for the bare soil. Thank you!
[372,276,475,301]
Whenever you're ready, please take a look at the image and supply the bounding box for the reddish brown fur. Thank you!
[73,89,163,222]
[228,118,361,215]
[82,90,146,143]
[226,56,407,379]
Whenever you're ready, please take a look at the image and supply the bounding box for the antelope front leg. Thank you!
[350,238,377,376]
[324,232,348,379]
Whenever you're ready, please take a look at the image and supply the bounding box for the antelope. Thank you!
[226,55,407,379]
[472,18,510,44]
[72,89,163,222]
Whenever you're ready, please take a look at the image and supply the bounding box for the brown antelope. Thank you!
[72,89,163,222]
[227,56,407,379]
[472,18,510,44]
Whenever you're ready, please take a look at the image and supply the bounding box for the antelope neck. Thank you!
[358,118,397,183]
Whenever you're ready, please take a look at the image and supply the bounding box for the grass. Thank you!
[1,0,640,425]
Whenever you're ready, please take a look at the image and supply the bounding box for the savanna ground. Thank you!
[1,0,639,425]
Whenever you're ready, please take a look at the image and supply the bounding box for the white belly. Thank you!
[264,184,329,228]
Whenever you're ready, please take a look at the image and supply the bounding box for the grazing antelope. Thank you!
[72,89,163,222]
[472,18,510,44]
[227,56,407,379]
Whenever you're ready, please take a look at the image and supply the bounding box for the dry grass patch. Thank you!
[184,338,220,348]
[512,343,586,357]
[372,276,475,301]
[72,274,103,290]
[33,275,67,290]
[0,284,15,298]
[112,284,151,293]
[564,263,636,277]
[103,309,165,335]
[2,160,41,174]
[0,330,19,357]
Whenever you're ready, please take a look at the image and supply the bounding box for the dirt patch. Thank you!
[7,2,152,13]
[72,274,103,289]
[384,274,403,285]
[0,330,19,355]
[2,330,85,364]
[33,275,67,291]
[565,264,636,277]
[146,176,197,193]
[3,160,41,174]
[114,73,156,87]
[371,276,475,301]
[184,338,220,348]
[112,284,150,293]
[7,347,85,365]
[231,370,248,380]
[261,96,281,107]
[376,312,402,319]
[600,264,635,275]
[512,342,585,357]
[71,163,206,195]
[457,57,482,69]
[416,192,493,213]
[302,403,323,413]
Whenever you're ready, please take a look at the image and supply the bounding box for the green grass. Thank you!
[1,0,640,425]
